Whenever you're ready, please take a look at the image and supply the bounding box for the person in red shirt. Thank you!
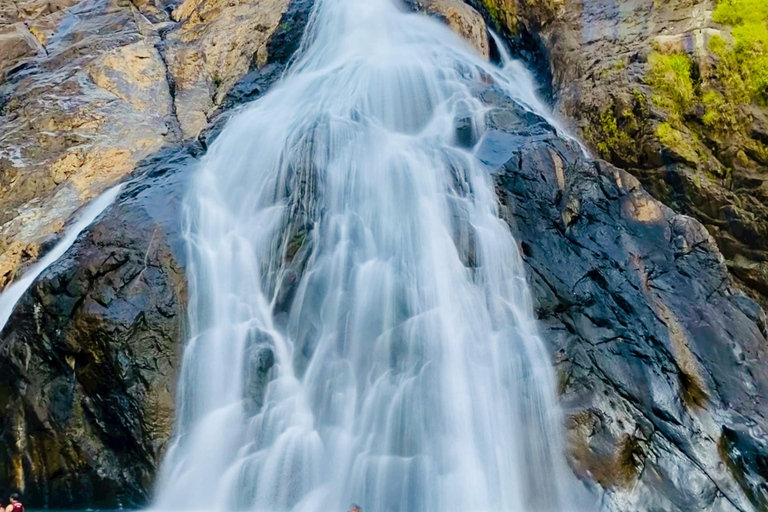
[6,493,23,512]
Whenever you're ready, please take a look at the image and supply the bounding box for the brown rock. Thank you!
[418,0,490,58]
[0,23,39,75]
[0,0,295,286]
[0,162,189,507]
[0,0,316,505]
[165,0,293,138]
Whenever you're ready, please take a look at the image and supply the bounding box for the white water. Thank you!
[488,30,588,157]
[0,185,123,331]
[155,1,587,512]
[488,30,551,125]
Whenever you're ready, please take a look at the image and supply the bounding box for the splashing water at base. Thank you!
[154,1,589,511]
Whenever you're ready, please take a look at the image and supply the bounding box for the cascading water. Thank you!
[155,1,588,511]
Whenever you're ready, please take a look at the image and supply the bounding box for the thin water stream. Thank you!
[0,185,123,331]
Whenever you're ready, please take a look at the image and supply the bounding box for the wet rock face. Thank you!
[409,0,490,58]
[0,0,489,297]
[0,0,300,293]
[0,0,314,504]
[1,0,768,510]
[164,0,293,138]
[0,148,192,508]
[0,0,177,290]
[471,0,768,307]
[479,88,768,512]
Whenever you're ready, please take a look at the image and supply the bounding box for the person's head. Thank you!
[9,493,19,503]
[348,504,361,512]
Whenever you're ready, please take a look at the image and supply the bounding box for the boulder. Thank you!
[412,0,491,58]
[0,147,191,507]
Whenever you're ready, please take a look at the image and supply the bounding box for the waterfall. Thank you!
[0,185,123,331]
[155,0,588,511]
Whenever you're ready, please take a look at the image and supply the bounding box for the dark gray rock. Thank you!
[0,146,192,508]
[243,328,276,415]
[0,0,315,505]
[480,85,768,512]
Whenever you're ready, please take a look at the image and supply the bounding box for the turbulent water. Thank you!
[155,1,587,511]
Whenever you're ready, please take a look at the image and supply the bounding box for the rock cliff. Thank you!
[480,88,768,512]
[0,0,307,292]
[0,150,189,507]
[0,0,312,505]
[472,0,768,306]
[1,0,767,510]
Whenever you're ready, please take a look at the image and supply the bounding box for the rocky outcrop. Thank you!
[0,0,176,290]
[0,0,301,294]
[0,0,489,299]
[0,0,312,507]
[478,85,768,512]
[164,0,293,137]
[472,0,768,307]
[411,0,490,58]
[0,147,190,507]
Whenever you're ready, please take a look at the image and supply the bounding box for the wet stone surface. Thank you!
[1,1,767,511]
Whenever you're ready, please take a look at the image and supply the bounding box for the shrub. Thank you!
[712,0,768,105]
[647,53,697,120]
[656,122,701,164]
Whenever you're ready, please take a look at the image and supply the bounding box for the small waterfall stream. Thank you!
[0,185,123,331]
[155,1,587,511]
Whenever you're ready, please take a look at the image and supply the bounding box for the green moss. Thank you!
[656,122,701,164]
[480,0,517,33]
[285,229,306,264]
[712,0,768,105]
[632,88,647,108]
[702,89,741,134]
[589,107,633,160]
[647,52,697,120]
[709,35,751,104]
[713,0,768,26]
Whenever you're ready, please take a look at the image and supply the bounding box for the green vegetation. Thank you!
[655,122,701,165]
[713,0,768,28]
[644,0,768,161]
[480,0,517,33]
[593,108,633,159]
[647,52,696,121]
[701,89,739,134]
[712,0,768,105]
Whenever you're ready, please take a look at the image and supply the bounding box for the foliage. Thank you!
[480,0,517,33]
[647,0,768,157]
[647,52,697,120]
[713,0,768,26]
[585,106,634,160]
[712,0,768,105]
[702,89,741,135]
[655,122,701,165]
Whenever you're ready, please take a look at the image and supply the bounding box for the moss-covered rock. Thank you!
[471,0,768,306]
